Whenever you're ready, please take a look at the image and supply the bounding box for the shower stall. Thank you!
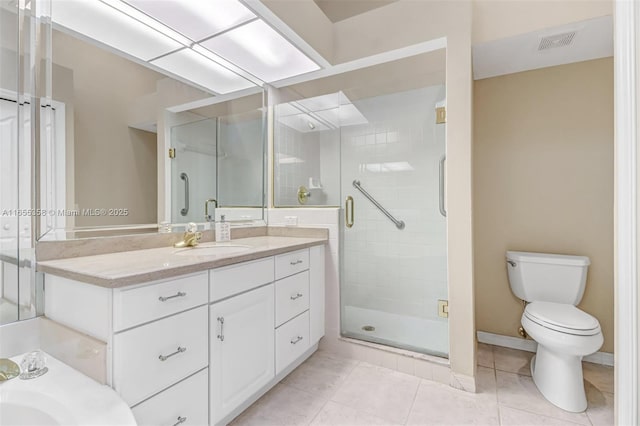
[274,81,448,358]
[339,86,448,357]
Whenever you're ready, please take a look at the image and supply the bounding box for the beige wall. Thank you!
[52,31,161,227]
[473,58,614,352]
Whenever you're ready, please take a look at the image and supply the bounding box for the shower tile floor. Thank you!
[231,343,614,426]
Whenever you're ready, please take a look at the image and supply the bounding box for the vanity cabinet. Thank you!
[43,241,326,426]
[45,271,211,425]
[132,369,209,426]
[210,284,275,425]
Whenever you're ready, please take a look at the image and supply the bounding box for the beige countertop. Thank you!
[37,235,327,288]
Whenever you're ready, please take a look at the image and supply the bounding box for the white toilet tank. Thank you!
[506,251,591,305]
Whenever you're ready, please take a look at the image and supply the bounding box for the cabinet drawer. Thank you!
[275,248,309,280]
[132,369,208,426]
[275,311,310,375]
[275,271,309,327]
[114,306,208,406]
[113,272,208,331]
[210,257,274,302]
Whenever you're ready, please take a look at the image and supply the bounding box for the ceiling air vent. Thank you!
[538,31,576,51]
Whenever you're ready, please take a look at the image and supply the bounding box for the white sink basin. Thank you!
[0,353,135,426]
[174,243,251,257]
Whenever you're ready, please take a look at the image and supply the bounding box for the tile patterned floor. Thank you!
[230,344,614,426]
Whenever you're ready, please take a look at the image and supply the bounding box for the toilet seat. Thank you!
[524,302,600,336]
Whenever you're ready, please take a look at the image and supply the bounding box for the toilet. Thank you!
[506,251,603,413]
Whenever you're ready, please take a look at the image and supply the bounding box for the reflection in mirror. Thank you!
[273,50,446,208]
[39,4,266,240]
[0,1,46,325]
[167,93,265,225]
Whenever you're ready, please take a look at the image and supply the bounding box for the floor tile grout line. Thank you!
[306,395,331,426]
[494,363,503,426]
[402,376,422,425]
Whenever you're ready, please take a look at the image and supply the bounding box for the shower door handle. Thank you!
[439,155,446,217]
[180,172,189,216]
[345,196,354,228]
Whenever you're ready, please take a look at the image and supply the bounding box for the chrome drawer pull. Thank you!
[290,336,303,345]
[289,259,303,265]
[158,291,186,302]
[290,293,303,300]
[173,416,187,426]
[217,317,225,341]
[158,346,186,361]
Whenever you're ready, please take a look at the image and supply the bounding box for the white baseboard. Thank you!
[477,331,614,367]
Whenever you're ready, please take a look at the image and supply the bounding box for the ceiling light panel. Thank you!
[201,20,320,83]
[151,48,255,94]
[278,113,329,133]
[124,0,256,42]
[52,0,182,61]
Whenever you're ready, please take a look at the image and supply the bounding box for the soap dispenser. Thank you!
[215,215,231,242]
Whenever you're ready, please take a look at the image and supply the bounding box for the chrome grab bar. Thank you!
[352,180,405,230]
[439,155,447,217]
[180,172,189,216]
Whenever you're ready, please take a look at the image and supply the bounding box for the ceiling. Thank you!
[313,0,398,23]
[473,15,613,80]
[51,0,321,95]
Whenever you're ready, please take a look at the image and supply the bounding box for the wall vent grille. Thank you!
[538,31,576,51]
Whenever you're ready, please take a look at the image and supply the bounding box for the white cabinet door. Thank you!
[210,284,274,425]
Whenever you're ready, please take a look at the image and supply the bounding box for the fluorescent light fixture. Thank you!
[124,0,256,42]
[201,20,320,82]
[364,162,414,173]
[101,0,192,46]
[277,154,305,164]
[191,44,263,86]
[295,93,341,113]
[278,92,368,129]
[277,113,329,133]
[337,104,369,127]
[52,0,182,61]
[276,103,302,118]
[151,48,255,94]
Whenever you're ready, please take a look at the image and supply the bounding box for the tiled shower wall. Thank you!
[273,122,340,207]
[341,85,447,323]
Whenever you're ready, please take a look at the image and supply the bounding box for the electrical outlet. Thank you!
[285,216,298,226]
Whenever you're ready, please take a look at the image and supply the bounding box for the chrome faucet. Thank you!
[174,222,202,248]
[205,199,217,224]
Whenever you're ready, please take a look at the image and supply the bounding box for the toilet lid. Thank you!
[524,302,601,336]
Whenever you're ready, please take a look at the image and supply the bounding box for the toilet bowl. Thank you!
[505,251,603,412]
[521,301,603,412]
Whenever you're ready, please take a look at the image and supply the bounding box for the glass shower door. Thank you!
[340,85,448,357]
[170,118,217,224]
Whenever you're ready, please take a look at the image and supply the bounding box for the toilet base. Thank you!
[530,347,587,412]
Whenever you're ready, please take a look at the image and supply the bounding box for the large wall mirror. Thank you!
[165,93,265,226]
[37,0,267,241]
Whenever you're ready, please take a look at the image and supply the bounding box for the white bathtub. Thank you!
[0,352,135,426]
